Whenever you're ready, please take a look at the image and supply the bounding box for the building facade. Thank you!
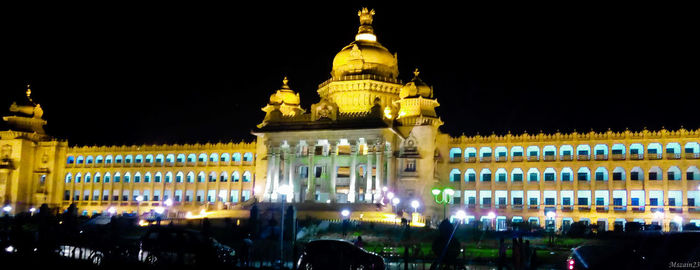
[1,8,698,231]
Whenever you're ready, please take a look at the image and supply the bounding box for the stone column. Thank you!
[330,143,337,202]
[289,146,296,202]
[386,146,394,192]
[264,150,274,201]
[375,144,383,202]
[273,151,280,201]
[349,144,357,203]
[305,151,315,201]
[365,149,373,202]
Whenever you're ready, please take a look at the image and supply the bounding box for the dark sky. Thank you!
[2,2,698,146]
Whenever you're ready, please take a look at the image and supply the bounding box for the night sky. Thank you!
[2,3,698,146]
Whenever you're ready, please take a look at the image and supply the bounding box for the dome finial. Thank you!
[282,76,289,89]
[355,8,377,41]
[413,68,420,78]
[26,83,35,105]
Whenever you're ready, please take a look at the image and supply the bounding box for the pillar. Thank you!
[375,143,383,202]
[264,150,274,201]
[273,151,280,201]
[365,150,373,202]
[305,151,315,201]
[330,143,337,202]
[288,147,296,202]
[386,146,393,191]
[349,146,357,203]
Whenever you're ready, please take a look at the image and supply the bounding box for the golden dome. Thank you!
[399,69,432,99]
[268,77,300,105]
[330,8,398,79]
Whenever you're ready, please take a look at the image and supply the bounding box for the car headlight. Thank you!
[5,245,14,253]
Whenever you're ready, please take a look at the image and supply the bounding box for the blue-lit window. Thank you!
[513,197,523,205]
[544,173,555,181]
[563,198,571,205]
[562,173,571,181]
[613,198,623,206]
[513,173,523,181]
[650,198,658,206]
[578,198,588,205]
[631,198,640,206]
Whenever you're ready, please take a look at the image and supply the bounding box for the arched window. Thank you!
[576,145,591,160]
[479,147,492,162]
[629,143,644,159]
[594,167,608,181]
[155,172,163,183]
[464,168,476,182]
[124,172,131,183]
[145,154,154,163]
[84,173,91,183]
[449,148,462,162]
[543,168,556,181]
[510,146,524,161]
[86,156,94,164]
[527,168,539,181]
[494,146,508,161]
[526,146,540,161]
[176,171,184,182]
[95,155,104,164]
[220,171,228,182]
[560,167,573,181]
[543,145,556,161]
[480,168,492,181]
[209,153,219,162]
[67,156,75,164]
[630,167,644,180]
[125,155,133,163]
[243,171,252,182]
[232,171,240,182]
[232,153,242,162]
[105,155,113,164]
[577,167,590,181]
[220,153,230,162]
[611,144,626,159]
[243,153,254,162]
[76,156,84,164]
[75,173,82,183]
[165,172,172,183]
[155,154,165,163]
[186,171,194,183]
[686,166,700,180]
[115,155,123,164]
[647,143,662,159]
[648,166,662,180]
[104,172,111,183]
[135,155,144,163]
[511,168,524,182]
[197,172,205,182]
[176,154,186,163]
[134,172,141,183]
[187,154,196,162]
[667,166,681,180]
[464,147,477,162]
[684,142,700,158]
[449,169,461,182]
[665,143,681,159]
[94,172,101,183]
[612,167,626,180]
[65,173,72,183]
[198,153,207,163]
[559,145,574,160]
[495,168,507,182]
[593,144,608,160]
[166,154,175,163]
[114,172,121,182]
[208,172,217,182]
[144,172,151,183]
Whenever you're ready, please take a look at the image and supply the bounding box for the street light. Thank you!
[455,210,467,224]
[29,207,36,216]
[387,192,395,200]
[135,195,143,217]
[154,207,165,215]
[411,200,420,213]
[431,188,455,221]
[341,209,350,218]
[107,206,117,216]
[277,185,292,268]
[2,205,12,216]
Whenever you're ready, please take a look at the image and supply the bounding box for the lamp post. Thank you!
[3,205,12,217]
[107,206,117,216]
[277,184,292,268]
[135,195,143,218]
[392,197,401,225]
[432,188,454,221]
[487,211,496,231]
[164,198,173,219]
[411,200,420,214]
[653,211,664,231]
[29,207,36,216]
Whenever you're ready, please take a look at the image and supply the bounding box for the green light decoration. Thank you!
[431,187,455,220]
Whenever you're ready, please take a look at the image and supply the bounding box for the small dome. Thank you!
[269,77,300,105]
[399,69,432,99]
[330,8,398,79]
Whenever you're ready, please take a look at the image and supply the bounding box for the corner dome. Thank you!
[399,69,432,99]
[330,8,398,79]
[268,77,300,105]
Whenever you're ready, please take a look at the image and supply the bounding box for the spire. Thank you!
[355,8,377,42]
[281,76,290,89]
[413,68,420,78]
[26,83,35,105]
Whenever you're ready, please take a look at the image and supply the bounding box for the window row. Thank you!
[445,190,700,208]
[66,152,254,165]
[63,188,253,203]
[64,171,252,184]
[449,142,700,162]
[449,166,700,182]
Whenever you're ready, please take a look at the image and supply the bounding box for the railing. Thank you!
[630,153,644,160]
[612,154,626,160]
[665,153,681,159]
[543,155,556,161]
[480,156,492,162]
[595,154,608,161]
[685,153,700,159]
[527,156,539,162]
[560,155,573,161]
[449,157,461,163]
[647,153,662,160]
[495,156,507,162]
[511,156,523,162]
[465,157,476,163]
[577,155,590,161]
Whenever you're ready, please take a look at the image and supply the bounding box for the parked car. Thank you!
[298,239,385,270]
[567,232,700,270]
[139,227,235,266]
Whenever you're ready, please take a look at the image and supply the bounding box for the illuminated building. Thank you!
[1,8,698,231]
